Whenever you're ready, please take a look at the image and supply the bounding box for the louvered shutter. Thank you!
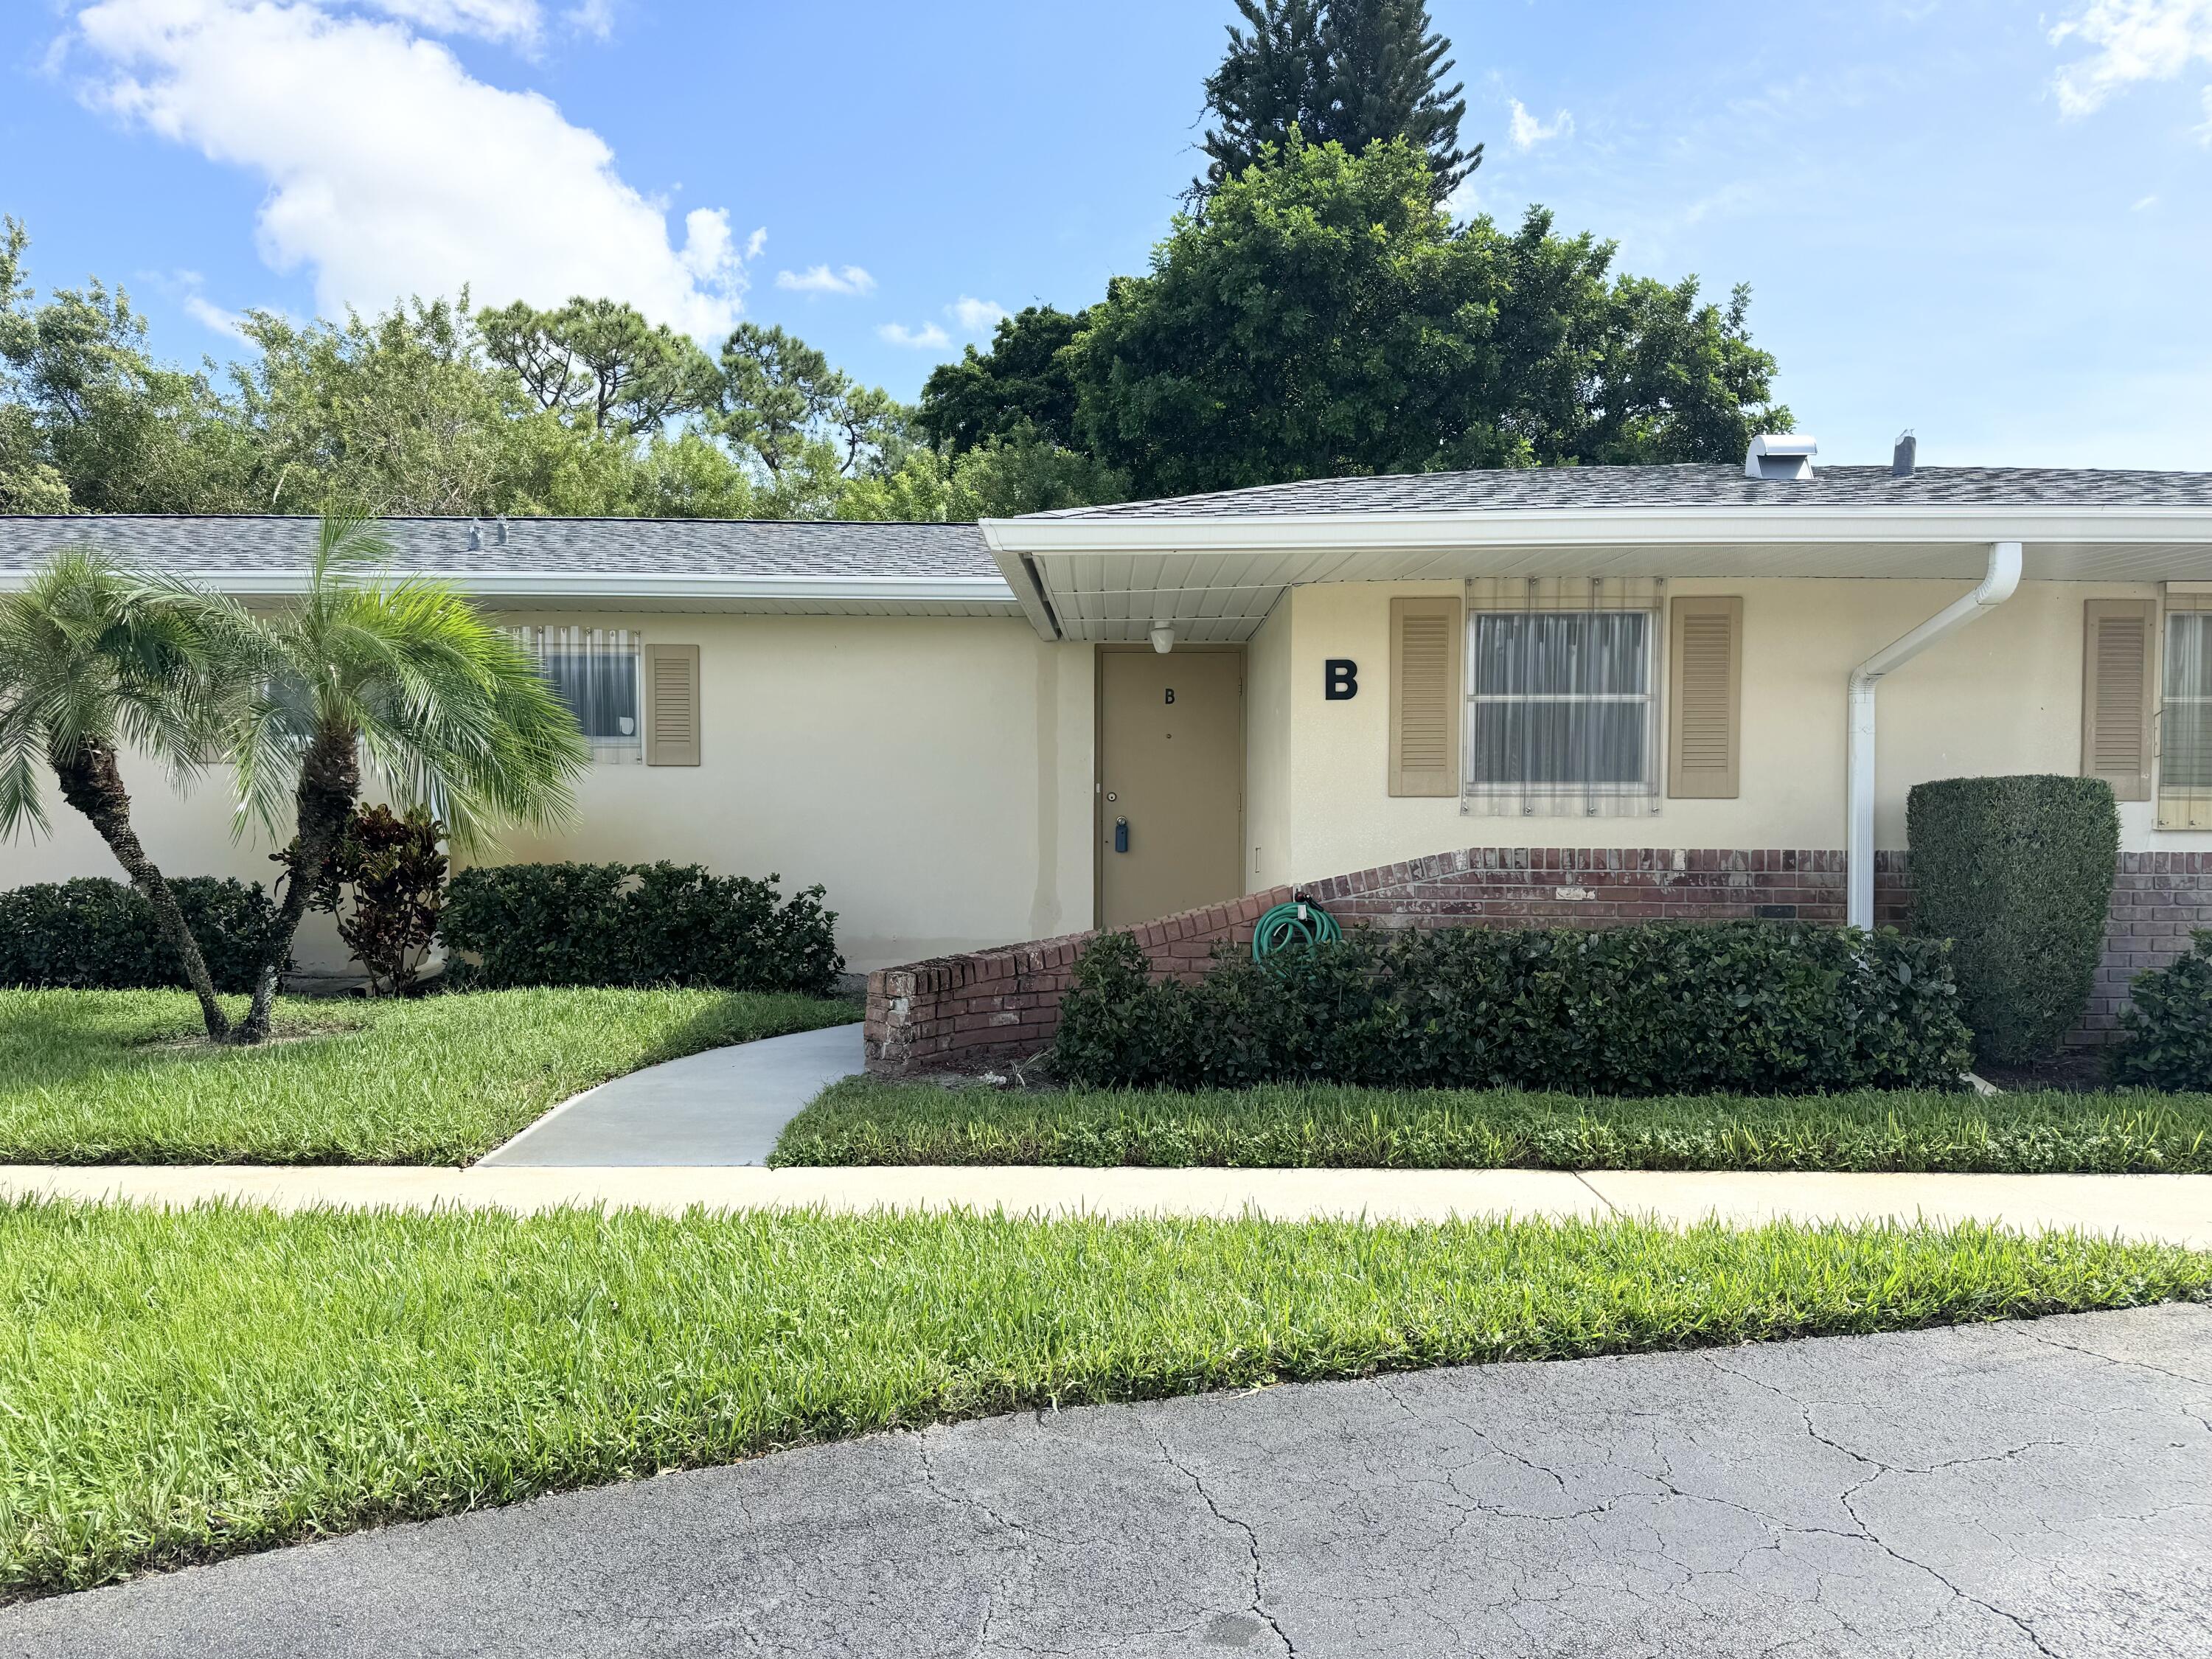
[1389,596,1462,797]
[1668,597,1742,799]
[644,643,701,767]
[2082,600,2152,801]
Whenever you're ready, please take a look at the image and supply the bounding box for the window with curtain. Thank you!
[511,626,642,764]
[2161,605,2212,827]
[1462,577,1664,818]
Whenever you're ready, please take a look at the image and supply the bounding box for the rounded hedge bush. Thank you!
[1905,775,2118,1065]
[0,877,282,992]
[2105,932,2212,1089]
[1052,921,1972,1095]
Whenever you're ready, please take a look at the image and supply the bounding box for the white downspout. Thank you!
[1846,540,2023,930]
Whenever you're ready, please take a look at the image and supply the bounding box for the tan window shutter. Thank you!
[2083,599,2152,801]
[1667,596,1742,799]
[1388,596,1462,797]
[644,643,701,767]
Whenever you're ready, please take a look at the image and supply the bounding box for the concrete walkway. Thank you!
[475,1022,863,1166]
[9,1304,2207,1658]
[1,1165,2207,1243]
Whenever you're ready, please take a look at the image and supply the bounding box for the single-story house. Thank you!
[7,438,2212,1071]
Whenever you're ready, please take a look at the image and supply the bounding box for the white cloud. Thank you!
[66,0,754,341]
[364,0,545,49]
[1507,99,1573,149]
[2133,192,2162,208]
[183,291,249,338]
[947,295,1007,335]
[776,263,876,296]
[564,0,613,40]
[2050,0,2212,115]
[877,321,950,349]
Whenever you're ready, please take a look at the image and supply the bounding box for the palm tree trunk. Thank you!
[236,725,360,1045]
[49,737,233,1043]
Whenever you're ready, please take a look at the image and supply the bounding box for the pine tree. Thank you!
[1198,0,1479,201]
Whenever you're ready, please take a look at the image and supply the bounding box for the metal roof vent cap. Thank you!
[466,520,482,552]
[1891,431,1917,478]
[495,514,509,546]
[1744,434,1818,481]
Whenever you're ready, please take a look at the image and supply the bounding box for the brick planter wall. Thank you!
[863,844,2207,1078]
[863,846,1911,1077]
[2076,852,2212,1043]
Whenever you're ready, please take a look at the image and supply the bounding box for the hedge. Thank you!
[1052,922,1972,1094]
[2106,932,2212,1089]
[1906,775,2118,1065]
[0,877,283,992]
[439,861,844,996]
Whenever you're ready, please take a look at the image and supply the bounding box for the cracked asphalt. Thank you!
[7,1304,2208,1658]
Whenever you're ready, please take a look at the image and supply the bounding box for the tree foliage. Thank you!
[479,298,717,433]
[1200,0,1478,199]
[917,306,1090,453]
[1070,139,1788,498]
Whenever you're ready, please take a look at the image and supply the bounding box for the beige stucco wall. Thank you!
[1242,576,2211,892]
[4,614,1099,975]
[486,613,1096,971]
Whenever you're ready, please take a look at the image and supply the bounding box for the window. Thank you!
[2161,607,2212,827]
[512,626,641,764]
[1461,579,1663,818]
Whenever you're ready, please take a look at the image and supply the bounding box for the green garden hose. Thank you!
[1251,896,1341,962]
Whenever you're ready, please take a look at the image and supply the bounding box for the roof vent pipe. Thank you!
[1892,432,1917,478]
[1844,540,2023,929]
[495,515,509,547]
[466,521,482,552]
[1745,434,1818,481]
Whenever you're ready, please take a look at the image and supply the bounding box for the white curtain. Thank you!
[2163,607,2212,827]
[1462,577,1665,819]
[512,626,642,764]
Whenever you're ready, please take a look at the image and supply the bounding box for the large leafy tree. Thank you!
[479,298,717,432]
[711,323,911,518]
[1200,0,1478,199]
[917,306,1091,454]
[0,218,250,514]
[0,552,246,1040]
[224,516,589,1043]
[1071,138,1787,498]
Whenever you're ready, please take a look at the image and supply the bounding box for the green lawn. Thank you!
[0,988,855,1166]
[773,1077,2212,1173]
[2,1198,2203,1597]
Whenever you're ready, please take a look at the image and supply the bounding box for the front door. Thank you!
[1098,648,1243,928]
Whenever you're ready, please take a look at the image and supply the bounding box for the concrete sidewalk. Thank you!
[475,1022,863,1167]
[1,1164,2206,1243]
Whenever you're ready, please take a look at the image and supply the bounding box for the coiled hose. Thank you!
[1251,895,1341,962]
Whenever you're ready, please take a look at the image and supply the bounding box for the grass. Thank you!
[1,1198,2205,1597]
[0,987,855,1166]
[773,1077,2212,1174]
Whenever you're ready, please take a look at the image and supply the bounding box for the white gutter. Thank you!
[0,569,1021,607]
[1845,540,2023,930]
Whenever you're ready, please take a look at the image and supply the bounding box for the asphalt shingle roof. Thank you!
[0,516,999,580]
[1037,465,2212,520]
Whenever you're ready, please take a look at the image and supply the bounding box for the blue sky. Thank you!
[4,0,2211,470]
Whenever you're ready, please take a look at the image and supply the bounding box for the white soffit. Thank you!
[984,509,2212,642]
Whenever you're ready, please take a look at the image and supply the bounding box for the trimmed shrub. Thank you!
[1052,922,1972,1094]
[2104,932,2212,1089]
[292,805,450,995]
[440,861,843,995]
[0,877,284,992]
[1906,775,2118,1065]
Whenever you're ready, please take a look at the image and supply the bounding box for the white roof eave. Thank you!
[982,503,2212,555]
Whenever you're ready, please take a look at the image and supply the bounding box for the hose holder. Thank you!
[1251,893,1342,963]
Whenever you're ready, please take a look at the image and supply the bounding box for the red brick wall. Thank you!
[2075,852,2212,1044]
[863,846,1911,1077]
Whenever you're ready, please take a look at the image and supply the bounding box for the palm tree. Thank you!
[226,515,589,1043]
[0,551,247,1040]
